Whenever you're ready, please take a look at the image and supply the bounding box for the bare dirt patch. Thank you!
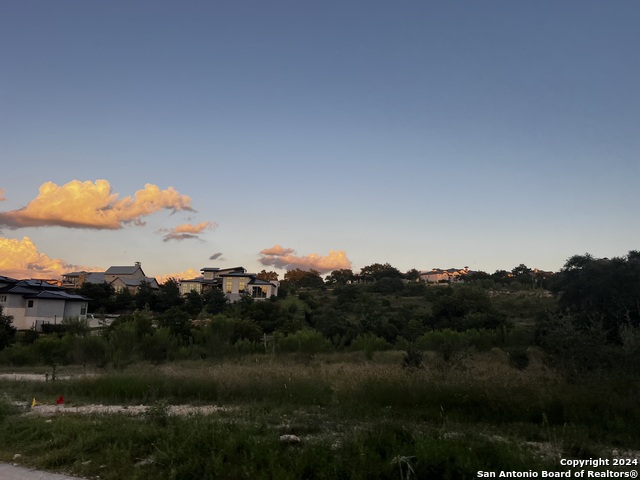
[0,373,99,382]
[23,403,230,416]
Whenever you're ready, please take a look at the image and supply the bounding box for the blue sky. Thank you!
[1,1,638,281]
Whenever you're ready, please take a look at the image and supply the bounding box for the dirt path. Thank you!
[0,462,87,480]
[25,403,229,416]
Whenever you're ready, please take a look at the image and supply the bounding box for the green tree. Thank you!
[134,280,158,311]
[155,278,184,312]
[549,251,640,338]
[114,288,135,312]
[359,263,402,281]
[511,264,533,286]
[325,269,355,285]
[284,269,324,289]
[157,306,193,344]
[203,288,228,315]
[0,306,17,351]
[404,269,421,282]
[431,286,497,330]
[78,282,116,313]
[184,290,204,317]
[108,309,154,341]
[256,270,279,281]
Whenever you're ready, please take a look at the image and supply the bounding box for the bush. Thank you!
[505,347,530,370]
[350,333,390,360]
[401,347,424,369]
[275,329,332,354]
[0,344,38,366]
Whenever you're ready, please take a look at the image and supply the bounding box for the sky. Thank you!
[1,1,638,282]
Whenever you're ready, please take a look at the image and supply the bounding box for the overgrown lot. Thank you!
[1,351,638,479]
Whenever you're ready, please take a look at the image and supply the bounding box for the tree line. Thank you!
[0,252,638,376]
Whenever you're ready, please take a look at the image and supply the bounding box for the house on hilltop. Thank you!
[420,267,471,284]
[62,262,159,294]
[220,271,279,302]
[178,267,247,295]
[0,277,89,330]
[179,267,278,301]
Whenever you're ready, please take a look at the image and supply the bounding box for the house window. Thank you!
[252,286,267,299]
[225,280,232,293]
[81,305,87,316]
[27,300,34,308]
[0,295,6,302]
[238,281,245,293]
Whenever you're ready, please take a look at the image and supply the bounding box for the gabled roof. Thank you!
[84,272,105,283]
[105,265,141,275]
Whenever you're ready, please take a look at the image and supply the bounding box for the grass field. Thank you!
[1,350,638,479]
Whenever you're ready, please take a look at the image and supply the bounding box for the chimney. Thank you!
[135,261,141,267]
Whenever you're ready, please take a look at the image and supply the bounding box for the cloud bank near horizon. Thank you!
[0,180,194,230]
[258,245,351,274]
[156,268,202,285]
[0,236,101,279]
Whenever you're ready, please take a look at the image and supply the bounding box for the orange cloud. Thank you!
[0,180,194,230]
[159,221,217,242]
[259,245,352,274]
[0,189,5,202]
[0,236,100,279]
[156,268,201,285]
[260,245,295,256]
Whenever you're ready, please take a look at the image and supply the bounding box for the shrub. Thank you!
[275,329,332,354]
[350,333,390,360]
[505,347,530,370]
[401,347,424,369]
[0,344,38,366]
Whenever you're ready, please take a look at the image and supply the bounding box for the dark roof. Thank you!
[105,265,141,275]
[84,272,106,283]
[0,281,89,301]
[248,278,277,287]
[25,291,88,301]
[202,266,245,274]
[110,277,158,288]
[219,272,251,277]
[62,271,87,278]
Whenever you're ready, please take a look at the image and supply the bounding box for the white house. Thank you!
[179,267,279,302]
[0,278,89,330]
[220,271,279,302]
[420,267,470,284]
[178,267,246,296]
[62,262,159,294]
